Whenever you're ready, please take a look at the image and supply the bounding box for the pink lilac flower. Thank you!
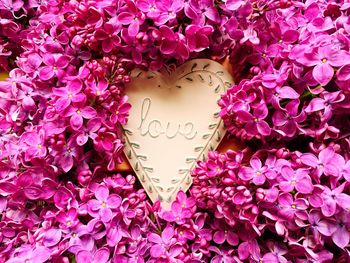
[38,53,70,80]
[148,225,182,259]
[63,102,97,131]
[20,129,47,161]
[236,103,271,137]
[87,185,122,222]
[238,156,270,185]
[278,193,308,220]
[56,208,80,229]
[76,247,110,263]
[53,79,85,112]
[185,0,220,25]
[278,166,314,194]
[321,184,350,217]
[117,1,145,37]
[109,96,131,125]
[94,23,121,53]
[331,212,350,249]
[295,45,350,85]
[300,147,344,178]
[185,25,214,52]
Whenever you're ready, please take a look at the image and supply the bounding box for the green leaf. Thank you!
[135,162,139,171]
[179,169,189,174]
[171,179,180,184]
[137,155,147,161]
[209,123,217,129]
[124,129,133,135]
[144,167,154,172]
[156,186,164,192]
[194,146,203,152]
[198,74,204,82]
[225,81,232,88]
[186,157,196,163]
[151,177,160,183]
[215,84,221,93]
[202,134,211,139]
[127,150,132,158]
[191,63,197,71]
[130,142,140,149]
[167,187,174,192]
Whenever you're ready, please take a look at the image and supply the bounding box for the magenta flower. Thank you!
[153,0,184,25]
[278,193,308,220]
[296,46,350,85]
[185,0,220,24]
[321,184,350,217]
[20,129,47,161]
[38,53,70,80]
[308,211,336,243]
[109,96,131,125]
[76,118,101,146]
[94,22,121,53]
[162,202,192,224]
[117,1,145,37]
[272,100,306,137]
[331,212,350,249]
[278,166,314,194]
[173,191,196,209]
[159,26,189,60]
[93,127,116,152]
[136,0,161,20]
[213,225,238,246]
[88,79,109,97]
[236,103,271,137]
[148,225,182,258]
[55,138,81,172]
[63,102,97,131]
[76,248,110,263]
[56,207,80,229]
[300,147,344,178]
[6,246,51,263]
[238,156,270,185]
[87,185,122,222]
[53,79,85,112]
[185,25,214,52]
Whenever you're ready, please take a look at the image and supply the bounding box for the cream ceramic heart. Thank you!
[123,59,233,207]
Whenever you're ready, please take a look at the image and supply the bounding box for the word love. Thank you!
[138,98,197,140]
[123,59,233,206]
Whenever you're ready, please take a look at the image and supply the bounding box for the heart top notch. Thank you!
[123,59,233,208]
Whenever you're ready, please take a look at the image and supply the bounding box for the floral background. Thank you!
[0,0,349,262]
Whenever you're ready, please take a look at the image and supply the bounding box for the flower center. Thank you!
[256,171,261,175]
[291,180,296,185]
[76,109,81,114]
[321,58,327,63]
[96,90,101,95]
[115,110,119,115]
[66,221,71,226]
[37,144,42,149]
[179,231,183,235]
[176,216,180,221]
[101,202,106,207]
[291,204,296,209]
[68,94,73,99]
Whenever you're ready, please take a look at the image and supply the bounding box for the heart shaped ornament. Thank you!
[123,59,233,208]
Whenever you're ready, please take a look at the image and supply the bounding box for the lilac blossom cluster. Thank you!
[0,0,349,262]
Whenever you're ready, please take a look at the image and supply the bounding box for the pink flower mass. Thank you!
[0,0,349,262]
